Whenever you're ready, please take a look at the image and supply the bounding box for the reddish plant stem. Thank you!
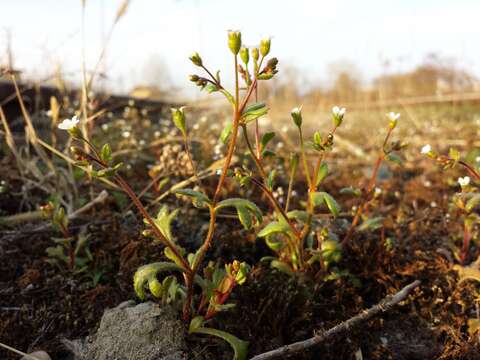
[459,160,480,182]
[184,67,259,321]
[299,127,337,266]
[341,128,393,247]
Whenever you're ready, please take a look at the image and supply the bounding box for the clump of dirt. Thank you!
[65,301,186,360]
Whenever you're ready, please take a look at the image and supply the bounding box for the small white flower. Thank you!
[332,106,346,116]
[122,131,131,138]
[101,124,109,131]
[421,144,432,154]
[458,176,470,187]
[281,125,288,133]
[386,112,400,122]
[58,116,79,130]
[374,187,382,196]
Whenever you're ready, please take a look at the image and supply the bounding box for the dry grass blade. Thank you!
[0,105,24,172]
[36,138,121,190]
[149,157,234,206]
[114,0,130,23]
[10,74,56,173]
[0,341,43,360]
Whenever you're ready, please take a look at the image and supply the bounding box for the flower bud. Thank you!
[189,74,199,82]
[239,47,249,64]
[40,202,54,218]
[189,52,203,67]
[142,229,153,238]
[251,47,259,61]
[266,57,278,68]
[228,30,242,55]
[291,107,303,128]
[386,112,400,129]
[171,107,186,136]
[332,106,346,127]
[260,37,271,57]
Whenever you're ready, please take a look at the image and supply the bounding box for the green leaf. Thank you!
[287,210,308,223]
[339,187,362,197]
[220,89,235,107]
[265,237,285,251]
[270,260,294,275]
[313,131,322,147]
[449,147,460,162]
[385,152,403,165]
[260,132,275,154]
[466,194,480,212]
[358,216,384,232]
[315,161,328,186]
[240,102,269,124]
[215,198,262,230]
[175,189,212,208]
[321,239,342,268]
[149,206,178,242]
[220,123,233,144]
[100,143,112,164]
[257,221,290,237]
[204,83,218,93]
[164,246,186,269]
[189,325,249,360]
[236,205,252,229]
[95,162,123,177]
[171,107,186,135]
[311,192,340,217]
[189,316,205,332]
[266,169,276,191]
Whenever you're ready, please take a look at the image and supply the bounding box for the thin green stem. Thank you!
[298,127,312,188]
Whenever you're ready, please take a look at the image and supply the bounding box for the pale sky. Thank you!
[1,0,478,96]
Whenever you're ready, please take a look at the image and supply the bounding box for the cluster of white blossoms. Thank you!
[58,116,79,130]
[386,112,400,122]
[458,176,470,187]
[421,144,432,154]
[386,112,400,129]
[332,106,346,117]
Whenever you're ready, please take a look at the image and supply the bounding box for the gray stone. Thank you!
[65,301,187,360]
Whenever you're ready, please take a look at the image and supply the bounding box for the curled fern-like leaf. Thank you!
[133,262,184,300]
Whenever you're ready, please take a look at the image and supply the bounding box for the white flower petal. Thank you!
[421,144,432,154]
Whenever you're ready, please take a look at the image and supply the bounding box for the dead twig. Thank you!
[249,280,421,360]
[0,190,108,228]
